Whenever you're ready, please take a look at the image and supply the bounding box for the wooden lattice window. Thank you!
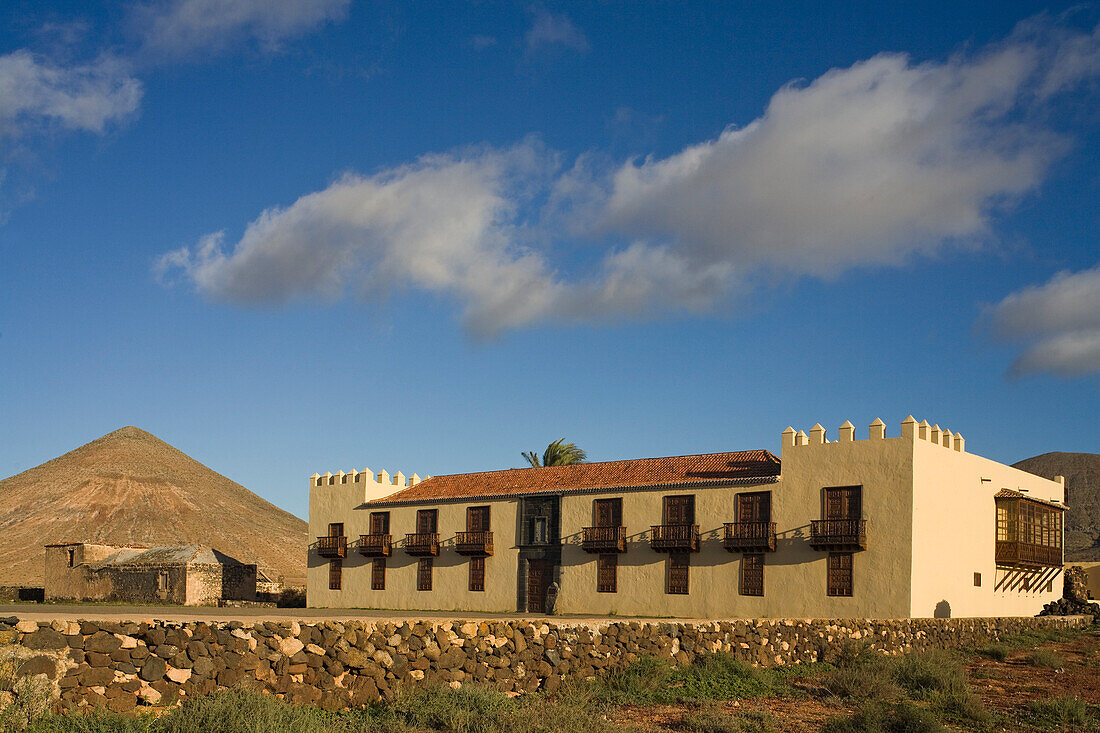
[371,558,386,590]
[827,552,853,597]
[417,557,433,591]
[740,553,764,596]
[469,556,485,592]
[597,553,618,593]
[328,559,342,590]
[667,552,689,594]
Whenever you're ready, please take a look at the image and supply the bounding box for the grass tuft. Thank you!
[974,643,1009,661]
[1026,648,1065,669]
[820,701,944,733]
[677,705,778,733]
[1026,696,1094,726]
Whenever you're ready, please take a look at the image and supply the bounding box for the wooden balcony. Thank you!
[650,524,700,552]
[316,535,347,558]
[809,519,867,551]
[723,522,777,552]
[455,531,494,556]
[581,526,627,553]
[358,533,391,557]
[996,540,1062,568]
[403,532,439,556]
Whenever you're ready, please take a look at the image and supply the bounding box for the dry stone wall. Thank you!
[0,614,1089,714]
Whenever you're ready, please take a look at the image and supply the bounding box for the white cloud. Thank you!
[0,51,142,138]
[135,0,350,58]
[161,18,1100,338]
[525,10,589,55]
[988,263,1100,376]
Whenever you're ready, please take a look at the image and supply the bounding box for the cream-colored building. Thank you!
[307,418,1066,618]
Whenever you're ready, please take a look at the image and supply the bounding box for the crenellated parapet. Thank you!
[782,416,966,452]
[310,468,428,489]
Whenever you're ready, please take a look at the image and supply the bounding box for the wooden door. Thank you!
[416,509,437,534]
[594,498,622,527]
[824,487,861,520]
[663,495,695,524]
[328,522,344,537]
[527,559,553,613]
[369,512,389,535]
[467,506,490,531]
[737,492,770,523]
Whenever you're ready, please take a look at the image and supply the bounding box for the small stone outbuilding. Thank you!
[44,543,257,605]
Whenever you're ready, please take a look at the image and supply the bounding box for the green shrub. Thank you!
[1026,648,1065,669]
[820,701,944,733]
[677,705,777,733]
[391,684,516,733]
[1026,696,1093,726]
[667,655,782,701]
[974,643,1009,661]
[592,655,672,704]
[928,688,991,727]
[817,666,900,701]
[888,650,967,700]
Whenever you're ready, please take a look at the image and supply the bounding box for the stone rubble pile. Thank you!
[0,614,1088,714]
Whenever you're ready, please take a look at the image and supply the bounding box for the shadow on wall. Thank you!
[934,600,952,618]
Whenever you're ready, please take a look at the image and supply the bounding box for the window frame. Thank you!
[469,556,486,592]
[596,553,618,593]
[826,552,853,597]
[666,552,690,594]
[328,559,342,591]
[371,557,386,590]
[740,553,764,596]
[417,557,433,591]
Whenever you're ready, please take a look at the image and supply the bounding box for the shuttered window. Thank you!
[740,553,764,596]
[827,552,853,596]
[597,553,618,593]
[328,559,342,590]
[417,557,433,591]
[469,556,485,592]
[667,552,689,594]
[371,558,386,590]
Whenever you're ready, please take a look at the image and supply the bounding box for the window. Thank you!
[371,558,386,590]
[469,556,485,592]
[974,572,982,587]
[740,553,764,596]
[416,510,438,534]
[823,486,861,520]
[667,552,689,594]
[329,559,342,590]
[328,522,344,537]
[67,548,75,568]
[369,512,390,535]
[737,492,771,523]
[597,554,618,593]
[467,506,491,531]
[594,498,623,527]
[827,553,853,596]
[417,557,433,591]
[663,495,695,524]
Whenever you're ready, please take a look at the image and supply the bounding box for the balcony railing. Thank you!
[316,535,347,558]
[404,532,439,556]
[723,522,777,552]
[358,533,392,557]
[809,519,867,550]
[650,524,700,552]
[455,531,494,556]
[581,526,627,553]
[996,540,1062,568]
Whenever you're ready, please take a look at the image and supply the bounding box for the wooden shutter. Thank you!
[667,552,689,594]
[740,553,764,596]
[467,506,490,531]
[417,557,433,591]
[595,498,622,527]
[417,509,438,534]
[663,495,695,525]
[370,512,389,535]
[596,553,618,593]
[371,558,386,590]
[827,552,853,596]
[824,487,861,520]
[328,522,344,537]
[469,556,486,592]
[328,559,342,590]
[737,492,770,523]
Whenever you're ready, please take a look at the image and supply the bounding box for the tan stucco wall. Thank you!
[910,432,1065,618]
[1077,562,1100,600]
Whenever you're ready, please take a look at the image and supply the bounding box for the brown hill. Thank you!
[0,427,306,588]
[1013,452,1100,562]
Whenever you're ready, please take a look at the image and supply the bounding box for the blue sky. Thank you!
[2,1,1099,520]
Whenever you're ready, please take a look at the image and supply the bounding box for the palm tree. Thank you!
[522,439,588,468]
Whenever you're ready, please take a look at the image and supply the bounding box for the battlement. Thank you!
[309,468,428,489]
[782,416,965,452]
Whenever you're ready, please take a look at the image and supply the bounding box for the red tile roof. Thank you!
[368,450,780,505]
[994,488,1066,509]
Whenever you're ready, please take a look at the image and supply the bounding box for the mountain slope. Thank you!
[1013,452,1100,562]
[0,427,306,587]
